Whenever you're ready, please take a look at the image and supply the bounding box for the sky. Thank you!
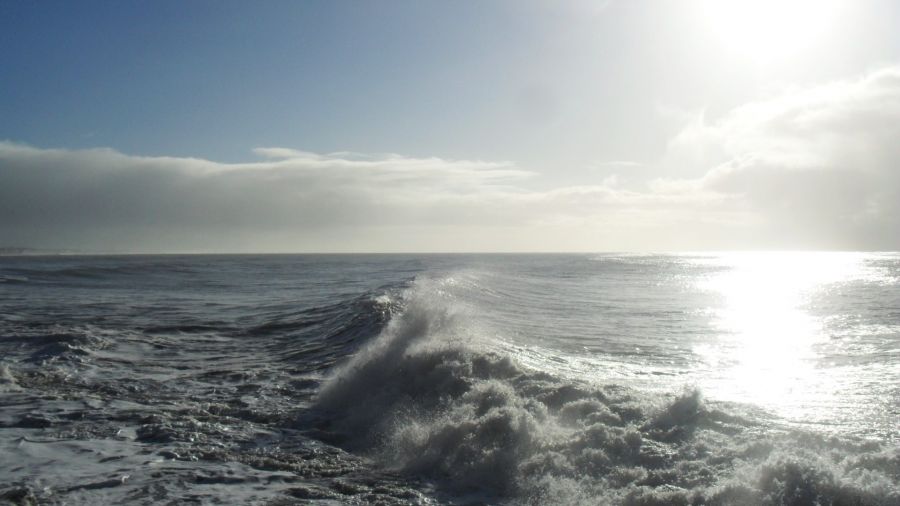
[2,0,899,253]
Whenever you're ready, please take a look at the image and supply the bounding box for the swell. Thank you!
[263,288,404,371]
[1,278,406,373]
[1,261,198,282]
[0,279,430,505]
[0,323,114,365]
[308,275,900,505]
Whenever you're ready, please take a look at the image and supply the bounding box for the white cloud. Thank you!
[0,140,731,252]
[0,143,542,252]
[2,67,899,252]
[686,67,900,249]
[252,147,323,160]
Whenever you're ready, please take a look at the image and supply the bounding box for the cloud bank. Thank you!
[681,67,900,249]
[0,141,729,252]
[2,67,899,252]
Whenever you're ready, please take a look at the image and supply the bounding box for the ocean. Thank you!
[1,253,898,505]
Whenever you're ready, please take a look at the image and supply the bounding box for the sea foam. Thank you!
[313,276,900,504]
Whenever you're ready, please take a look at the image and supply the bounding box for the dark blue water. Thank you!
[1,253,898,504]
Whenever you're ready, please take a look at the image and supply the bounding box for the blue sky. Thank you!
[4,1,584,164]
[2,1,900,252]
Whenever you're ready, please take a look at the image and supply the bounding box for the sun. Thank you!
[699,0,842,64]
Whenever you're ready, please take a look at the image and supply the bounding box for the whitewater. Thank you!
[0,253,898,505]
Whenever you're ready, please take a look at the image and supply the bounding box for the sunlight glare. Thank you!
[700,0,842,64]
[696,252,864,420]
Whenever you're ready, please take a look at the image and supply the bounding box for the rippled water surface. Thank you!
[1,253,898,504]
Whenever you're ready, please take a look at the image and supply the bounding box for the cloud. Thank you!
[685,67,900,249]
[0,139,739,252]
[251,147,323,160]
[0,143,541,251]
[1,67,899,252]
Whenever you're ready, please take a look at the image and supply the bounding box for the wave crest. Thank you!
[310,275,900,504]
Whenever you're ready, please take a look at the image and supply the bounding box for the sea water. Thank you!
[0,253,898,504]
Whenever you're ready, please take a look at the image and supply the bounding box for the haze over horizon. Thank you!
[2,1,900,253]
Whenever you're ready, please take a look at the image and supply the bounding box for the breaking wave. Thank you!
[311,276,900,505]
[3,254,899,505]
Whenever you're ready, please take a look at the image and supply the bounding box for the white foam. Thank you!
[313,275,900,503]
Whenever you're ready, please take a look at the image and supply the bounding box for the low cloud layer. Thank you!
[0,141,742,252]
[683,67,900,249]
[2,67,899,252]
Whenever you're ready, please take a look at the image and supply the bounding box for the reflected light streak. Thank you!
[696,252,863,420]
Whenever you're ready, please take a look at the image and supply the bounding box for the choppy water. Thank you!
[1,253,898,505]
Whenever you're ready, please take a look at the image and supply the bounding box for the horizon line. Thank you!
[1,248,896,257]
